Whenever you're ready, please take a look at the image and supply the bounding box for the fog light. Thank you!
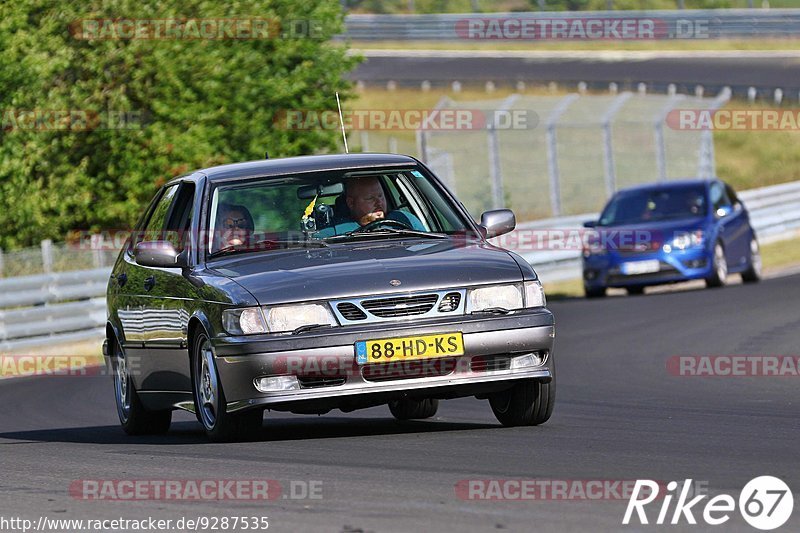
[510,352,544,370]
[254,375,300,392]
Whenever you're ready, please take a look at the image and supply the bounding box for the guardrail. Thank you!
[342,10,800,41]
[1,180,799,351]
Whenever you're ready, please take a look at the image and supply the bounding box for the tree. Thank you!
[0,0,358,249]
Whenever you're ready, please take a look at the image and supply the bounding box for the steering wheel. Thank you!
[351,218,412,234]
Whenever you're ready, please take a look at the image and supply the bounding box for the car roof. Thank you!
[615,178,718,195]
[174,153,420,185]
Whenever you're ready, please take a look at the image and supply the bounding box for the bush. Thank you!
[0,0,358,250]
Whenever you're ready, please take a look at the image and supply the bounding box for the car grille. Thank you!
[336,302,367,321]
[361,358,457,382]
[361,294,439,318]
[470,355,511,372]
[331,289,467,324]
[297,376,347,388]
[438,292,462,312]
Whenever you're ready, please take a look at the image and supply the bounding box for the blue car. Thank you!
[582,179,761,298]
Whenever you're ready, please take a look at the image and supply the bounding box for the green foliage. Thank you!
[0,0,358,250]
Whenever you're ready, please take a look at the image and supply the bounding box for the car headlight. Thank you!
[263,303,337,333]
[467,284,523,313]
[582,237,607,257]
[222,308,268,335]
[667,230,704,251]
[524,280,546,308]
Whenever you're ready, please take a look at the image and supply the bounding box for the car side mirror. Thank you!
[480,209,515,239]
[583,220,597,228]
[134,240,188,268]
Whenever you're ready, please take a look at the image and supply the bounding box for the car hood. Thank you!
[210,238,524,306]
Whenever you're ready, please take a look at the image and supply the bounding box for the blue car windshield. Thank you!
[599,186,707,226]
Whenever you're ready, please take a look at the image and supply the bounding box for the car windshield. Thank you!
[207,168,471,255]
[598,186,707,226]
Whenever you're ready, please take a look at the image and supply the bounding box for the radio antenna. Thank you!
[335,92,349,154]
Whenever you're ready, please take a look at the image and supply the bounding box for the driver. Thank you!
[343,177,425,230]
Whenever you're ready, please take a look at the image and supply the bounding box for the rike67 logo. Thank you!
[623,477,793,530]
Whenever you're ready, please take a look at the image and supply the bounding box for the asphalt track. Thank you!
[1,274,799,532]
[350,50,800,97]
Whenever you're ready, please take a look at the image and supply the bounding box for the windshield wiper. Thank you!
[471,307,511,315]
[209,239,328,258]
[292,323,333,335]
[254,239,328,248]
[325,227,448,242]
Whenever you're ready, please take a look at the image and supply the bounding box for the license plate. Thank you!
[355,332,464,365]
[621,260,660,275]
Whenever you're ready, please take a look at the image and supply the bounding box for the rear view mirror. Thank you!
[297,182,344,199]
[480,209,516,239]
[583,220,597,228]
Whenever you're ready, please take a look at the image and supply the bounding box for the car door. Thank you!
[138,181,199,392]
[118,185,179,386]
[710,181,749,269]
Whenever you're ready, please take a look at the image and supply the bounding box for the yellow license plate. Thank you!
[355,332,464,364]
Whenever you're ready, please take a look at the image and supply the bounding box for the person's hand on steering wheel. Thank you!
[351,218,412,234]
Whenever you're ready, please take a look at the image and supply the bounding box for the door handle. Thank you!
[144,276,156,291]
[116,273,127,287]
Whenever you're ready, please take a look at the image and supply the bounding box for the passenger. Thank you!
[216,203,254,249]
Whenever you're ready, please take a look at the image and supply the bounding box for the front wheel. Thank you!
[741,237,762,283]
[112,339,171,435]
[705,242,728,288]
[489,378,555,427]
[389,398,438,420]
[584,285,606,298]
[192,332,263,442]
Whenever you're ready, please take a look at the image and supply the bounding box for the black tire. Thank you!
[111,339,171,435]
[584,285,606,298]
[389,398,439,420]
[741,237,762,283]
[705,242,728,288]
[625,285,645,296]
[489,377,556,427]
[192,332,263,442]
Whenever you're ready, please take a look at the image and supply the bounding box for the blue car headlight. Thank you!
[665,230,704,252]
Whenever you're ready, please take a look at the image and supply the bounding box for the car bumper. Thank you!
[583,247,712,288]
[211,310,555,413]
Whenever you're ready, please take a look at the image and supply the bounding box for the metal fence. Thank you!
[342,9,800,41]
[354,90,729,221]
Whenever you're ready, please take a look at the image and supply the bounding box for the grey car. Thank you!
[104,153,555,441]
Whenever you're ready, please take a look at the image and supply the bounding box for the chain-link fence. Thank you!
[352,90,729,222]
